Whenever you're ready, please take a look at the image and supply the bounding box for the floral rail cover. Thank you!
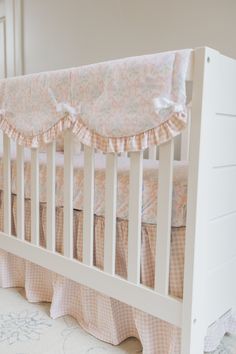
[0,49,191,152]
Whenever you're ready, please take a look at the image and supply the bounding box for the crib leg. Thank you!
[181,318,205,354]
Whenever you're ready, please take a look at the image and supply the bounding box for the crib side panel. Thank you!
[0,48,192,335]
[181,47,219,354]
[205,53,236,326]
[182,48,236,354]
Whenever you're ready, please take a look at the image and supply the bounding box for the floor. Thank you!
[0,288,235,354]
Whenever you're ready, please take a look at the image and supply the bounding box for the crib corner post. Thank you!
[181,321,205,354]
[181,47,219,353]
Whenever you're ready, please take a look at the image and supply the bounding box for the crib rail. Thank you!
[0,130,182,328]
[0,129,182,328]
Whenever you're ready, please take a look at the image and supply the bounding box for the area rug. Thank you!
[0,288,235,354]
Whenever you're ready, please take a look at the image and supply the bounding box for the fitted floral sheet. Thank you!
[0,145,188,227]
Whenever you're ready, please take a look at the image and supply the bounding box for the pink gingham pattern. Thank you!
[0,193,236,353]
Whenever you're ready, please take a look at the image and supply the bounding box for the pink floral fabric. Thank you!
[0,147,188,226]
[0,50,191,152]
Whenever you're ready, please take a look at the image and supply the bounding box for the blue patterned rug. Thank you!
[0,288,235,354]
[208,335,236,354]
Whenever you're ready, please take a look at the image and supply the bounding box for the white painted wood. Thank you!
[74,141,81,154]
[4,0,14,77]
[14,0,23,75]
[200,52,236,336]
[148,146,157,160]
[3,134,11,235]
[210,166,236,220]
[0,230,182,327]
[186,50,194,81]
[181,47,218,354]
[154,139,174,295]
[46,141,56,252]
[16,145,24,240]
[5,0,23,77]
[128,151,143,284]
[207,212,236,271]
[64,130,73,258]
[31,148,39,246]
[206,256,236,328]
[216,54,236,116]
[83,145,95,265]
[180,107,191,161]
[212,113,236,167]
[104,153,117,274]
[0,18,6,79]
[180,48,236,353]
[121,152,128,158]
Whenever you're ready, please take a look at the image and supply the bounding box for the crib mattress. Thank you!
[0,146,188,227]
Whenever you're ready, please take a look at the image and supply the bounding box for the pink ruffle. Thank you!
[0,110,187,153]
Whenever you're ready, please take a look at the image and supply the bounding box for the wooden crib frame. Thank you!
[0,47,236,353]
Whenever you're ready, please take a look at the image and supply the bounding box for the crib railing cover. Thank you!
[0,49,191,152]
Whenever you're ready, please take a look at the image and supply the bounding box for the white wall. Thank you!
[22,0,236,74]
[0,0,5,79]
[0,0,5,18]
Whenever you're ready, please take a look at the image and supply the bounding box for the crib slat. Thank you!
[31,148,39,246]
[148,146,157,160]
[64,130,73,258]
[16,145,24,240]
[3,134,11,235]
[180,106,191,161]
[104,153,117,274]
[75,141,81,153]
[46,141,56,251]
[128,151,143,284]
[83,145,94,266]
[155,139,174,294]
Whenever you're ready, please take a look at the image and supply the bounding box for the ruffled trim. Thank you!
[0,114,74,148]
[72,111,187,153]
[0,110,187,153]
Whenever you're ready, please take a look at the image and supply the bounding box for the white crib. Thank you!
[0,47,236,353]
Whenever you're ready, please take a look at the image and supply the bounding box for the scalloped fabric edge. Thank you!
[0,110,187,153]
